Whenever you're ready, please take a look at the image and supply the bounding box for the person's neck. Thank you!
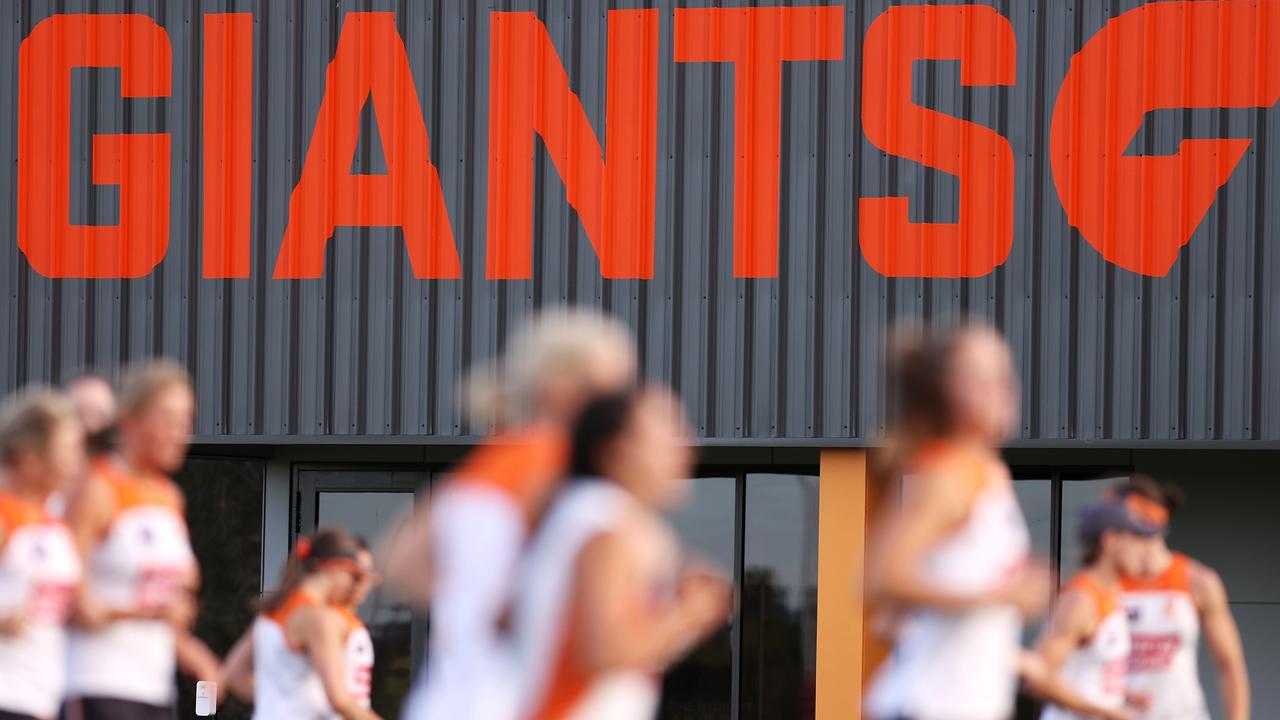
[117,446,155,479]
[1087,561,1122,590]
[0,469,48,507]
[297,574,331,604]
[1148,544,1175,575]
[946,430,997,457]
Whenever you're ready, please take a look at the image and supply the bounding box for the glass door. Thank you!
[295,467,432,720]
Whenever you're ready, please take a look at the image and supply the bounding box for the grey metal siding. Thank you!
[1,0,1277,444]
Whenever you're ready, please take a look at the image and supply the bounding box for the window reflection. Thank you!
[1059,478,1119,581]
[1012,479,1053,565]
[660,477,736,719]
[741,474,819,720]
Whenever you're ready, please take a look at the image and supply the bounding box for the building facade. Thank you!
[2,1,1278,717]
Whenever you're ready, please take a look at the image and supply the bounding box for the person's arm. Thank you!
[0,524,20,636]
[64,474,125,628]
[219,629,255,703]
[376,500,434,608]
[1191,561,1249,720]
[297,606,381,720]
[1025,590,1133,720]
[572,529,730,673]
[176,629,221,683]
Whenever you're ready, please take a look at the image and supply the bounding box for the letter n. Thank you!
[487,10,659,279]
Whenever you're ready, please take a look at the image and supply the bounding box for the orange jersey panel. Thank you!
[451,426,568,522]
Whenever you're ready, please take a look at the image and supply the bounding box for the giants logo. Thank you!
[15,2,1280,280]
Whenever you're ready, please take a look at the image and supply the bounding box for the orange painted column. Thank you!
[816,448,874,719]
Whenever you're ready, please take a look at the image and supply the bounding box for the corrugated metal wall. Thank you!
[1,0,1278,444]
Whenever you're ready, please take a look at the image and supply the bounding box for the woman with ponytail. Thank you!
[221,528,381,720]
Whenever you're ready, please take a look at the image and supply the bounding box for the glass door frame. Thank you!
[692,463,820,720]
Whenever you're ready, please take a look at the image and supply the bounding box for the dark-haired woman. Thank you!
[512,387,730,720]
[1115,477,1249,720]
[0,389,84,720]
[65,362,219,720]
[864,325,1051,720]
[222,528,381,720]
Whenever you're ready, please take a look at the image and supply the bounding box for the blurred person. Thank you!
[218,537,379,716]
[512,387,730,720]
[383,308,637,720]
[1028,495,1160,720]
[222,528,379,720]
[0,389,84,720]
[863,323,1052,720]
[62,376,116,458]
[1114,477,1249,720]
[64,361,219,720]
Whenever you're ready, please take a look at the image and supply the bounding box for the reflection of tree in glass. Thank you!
[658,624,733,719]
[174,458,265,720]
[369,616,414,719]
[741,567,812,720]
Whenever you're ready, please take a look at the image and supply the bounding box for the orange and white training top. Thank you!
[0,492,81,719]
[865,440,1032,720]
[254,591,333,720]
[335,605,374,710]
[1042,574,1131,720]
[1122,553,1210,720]
[513,480,678,720]
[67,458,196,707]
[403,427,567,720]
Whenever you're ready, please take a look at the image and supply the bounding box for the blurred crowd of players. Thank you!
[0,307,1251,720]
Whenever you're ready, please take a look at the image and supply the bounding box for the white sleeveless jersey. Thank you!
[254,592,334,720]
[1042,574,1131,720]
[514,480,676,720]
[865,441,1032,720]
[337,606,374,710]
[1122,554,1209,720]
[403,429,564,720]
[0,492,82,718]
[67,459,196,706]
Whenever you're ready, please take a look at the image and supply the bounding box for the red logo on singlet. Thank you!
[1128,633,1181,673]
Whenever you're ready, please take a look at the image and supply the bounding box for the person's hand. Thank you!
[0,612,25,636]
[1125,691,1152,713]
[1101,707,1138,720]
[678,564,732,636]
[156,593,198,630]
[995,562,1052,619]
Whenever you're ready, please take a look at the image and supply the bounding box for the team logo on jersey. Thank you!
[1128,607,1140,622]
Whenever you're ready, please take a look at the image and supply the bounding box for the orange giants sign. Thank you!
[14,2,1280,281]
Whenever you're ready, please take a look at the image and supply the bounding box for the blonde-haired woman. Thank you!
[0,389,84,720]
[384,307,637,720]
[65,361,218,720]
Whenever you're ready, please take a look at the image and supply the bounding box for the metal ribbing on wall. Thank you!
[1,0,1277,444]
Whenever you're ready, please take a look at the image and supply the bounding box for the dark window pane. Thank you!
[659,477,736,720]
[1060,478,1119,580]
[174,457,265,720]
[318,491,418,719]
[741,474,819,720]
[1013,479,1053,565]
